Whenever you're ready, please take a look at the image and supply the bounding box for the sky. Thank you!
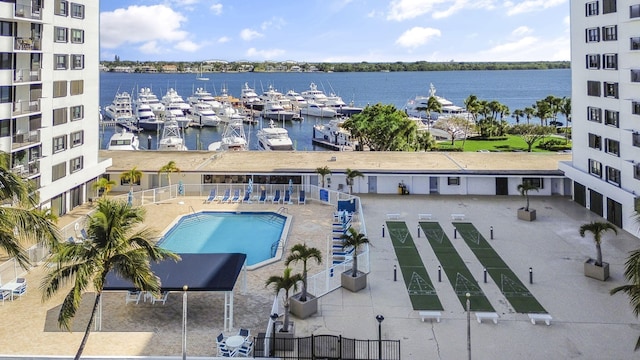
[100,0,570,63]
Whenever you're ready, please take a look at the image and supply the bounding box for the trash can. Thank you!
[398,183,403,195]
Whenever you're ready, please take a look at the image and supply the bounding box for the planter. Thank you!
[584,258,609,281]
[517,208,536,221]
[274,322,295,351]
[289,293,318,319]
[341,270,367,292]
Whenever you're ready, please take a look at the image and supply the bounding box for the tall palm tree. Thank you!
[416,96,442,130]
[0,151,60,268]
[285,243,322,302]
[512,109,524,124]
[315,166,331,188]
[265,267,303,332]
[340,227,370,277]
[120,166,143,191]
[560,97,572,144]
[92,177,116,198]
[517,182,539,211]
[579,221,618,267]
[41,198,179,360]
[158,161,180,187]
[345,168,364,194]
[523,107,535,125]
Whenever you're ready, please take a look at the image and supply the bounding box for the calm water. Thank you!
[99,69,571,151]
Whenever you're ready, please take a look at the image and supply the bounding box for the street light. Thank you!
[466,292,471,360]
[182,285,188,360]
[270,313,279,357]
[376,315,384,360]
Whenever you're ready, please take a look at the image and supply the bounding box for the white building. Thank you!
[0,0,110,215]
[560,0,640,233]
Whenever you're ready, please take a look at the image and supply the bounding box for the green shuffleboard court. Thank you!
[419,222,494,312]
[452,222,547,314]
[386,221,443,311]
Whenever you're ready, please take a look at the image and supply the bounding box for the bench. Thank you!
[475,312,499,324]
[387,213,401,220]
[418,213,433,220]
[419,311,442,323]
[528,313,553,326]
[451,213,466,220]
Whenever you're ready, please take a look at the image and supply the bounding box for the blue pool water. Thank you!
[158,212,286,266]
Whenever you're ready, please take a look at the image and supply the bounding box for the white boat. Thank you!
[164,104,192,128]
[301,82,329,104]
[135,103,164,131]
[312,118,355,150]
[216,101,250,124]
[284,90,308,108]
[405,83,473,122]
[157,120,188,151]
[257,120,294,151]
[187,87,221,109]
[325,93,363,116]
[261,97,302,122]
[104,91,135,124]
[107,128,139,151]
[208,119,248,151]
[300,102,337,118]
[136,87,165,115]
[162,88,191,115]
[240,82,263,110]
[196,64,209,81]
[189,102,221,127]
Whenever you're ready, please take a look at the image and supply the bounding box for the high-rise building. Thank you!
[0,0,110,215]
[560,0,640,233]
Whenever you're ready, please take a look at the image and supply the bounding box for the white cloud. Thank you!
[387,0,496,21]
[139,41,161,54]
[240,28,263,41]
[174,40,201,52]
[246,47,285,59]
[100,5,188,49]
[469,35,569,61]
[210,3,223,15]
[261,17,286,31]
[505,0,567,16]
[512,26,532,37]
[218,36,231,43]
[395,27,441,48]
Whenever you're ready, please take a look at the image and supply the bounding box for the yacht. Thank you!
[312,118,355,150]
[325,93,363,116]
[208,119,248,151]
[136,87,165,115]
[104,91,135,124]
[157,120,188,151]
[164,104,192,128]
[107,128,139,151]
[187,87,221,109]
[257,120,294,151]
[134,103,163,131]
[404,83,473,122]
[261,97,302,122]
[284,90,307,108]
[300,102,337,118]
[301,82,329,105]
[161,88,191,115]
[240,82,263,110]
[189,102,221,127]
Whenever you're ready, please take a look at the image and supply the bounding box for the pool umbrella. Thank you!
[288,179,293,195]
[127,189,133,206]
[178,180,184,196]
[247,178,253,196]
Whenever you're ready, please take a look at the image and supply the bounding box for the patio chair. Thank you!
[271,189,281,204]
[220,347,237,357]
[230,189,241,203]
[125,290,142,305]
[283,190,291,204]
[258,189,267,203]
[236,340,253,357]
[298,190,306,204]
[219,189,231,203]
[12,278,26,299]
[204,189,216,203]
[151,291,169,305]
[0,289,10,304]
[242,191,251,203]
[238,328,250,340]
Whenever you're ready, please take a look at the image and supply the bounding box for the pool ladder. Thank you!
[188,206,201,221]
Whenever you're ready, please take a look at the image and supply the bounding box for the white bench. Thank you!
[528,313,553,326]
[387,213,401,220]
[451,213,466,220]
[475,312,499,324]
[419,311,442,323]
[418,213,433,220]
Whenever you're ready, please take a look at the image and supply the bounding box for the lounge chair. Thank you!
[219,189,231,203]
[258,190,267,203]
[125,290,142,305]
[298,190,306,204]
[271,189,281,204]
[204,189,216,203]
[151,291,169,305]
[242,191,251,203]
[283,190,291,204]
[80,228,89,240]
[230,189,241,203]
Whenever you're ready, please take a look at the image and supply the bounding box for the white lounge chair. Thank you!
[151,291,169,305]
[125,290,142,304]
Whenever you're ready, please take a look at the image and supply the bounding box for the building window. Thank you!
[632,37,640,50]
[71,105,83,120]
[523,177,543,189]
[54,26,67,42]
[52,162,66,181]
[55,0,68,16]
[0,53,12,69]
[633,101,640,115]
[603,54,618,69]
[586,54,600,69]
[0,86,12,103]
[632,4,640,18]
[633,132,640,147]
[603,0,617,14]
[632,69,640,82]
[586,28,600,42]
[589,159,602,177]
[70,130,83,147]
[53,107,67,126]
[0,21,14,37]
[70,3,84,18]
[447,177,460,186]
[53,81,67,98]
[605,138,620,156]
[588,133,602,150]
[121,175,141,186]
[0,119,9,137]
[71,54,84,69]
[54,54,67,70]
[605,110,620,127]
[70,156,83,173]
[603,25,618,41]
[52,135,67,153]
[587,81,601,96]
[604,82,618,98]
[70,80,83,95]
[606,166,621,186]
[586,1,599,16]
[70,29,83,43]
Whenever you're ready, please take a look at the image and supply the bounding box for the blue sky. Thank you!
[100,0,570,63]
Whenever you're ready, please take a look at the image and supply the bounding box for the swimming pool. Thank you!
[158,211,289,268]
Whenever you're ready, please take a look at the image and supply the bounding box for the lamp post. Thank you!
[182,285,188,360]
[375,314,384,360]
[466,292,471,360]
[270,313,279,357]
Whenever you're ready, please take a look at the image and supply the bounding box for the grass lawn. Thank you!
[437,135,571,153]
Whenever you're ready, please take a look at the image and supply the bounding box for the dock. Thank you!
[100,120,142,133]
[312,138,354,151]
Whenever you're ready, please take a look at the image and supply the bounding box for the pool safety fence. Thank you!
[255,334,401,359]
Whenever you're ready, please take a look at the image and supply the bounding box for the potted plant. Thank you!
[340,227,370,292]
[265,267,303,347]
[345,168,364,195]
[316,166,331,188]
[285,243,322,319]
[580,221,618,281]
[91,177,116,199]
[517,182,538,221]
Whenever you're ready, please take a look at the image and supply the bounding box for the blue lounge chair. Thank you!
[258,190,267,203]
[204,189,216,203]
[230,189,240,203]
[219,189,231,202]
[283,190,291,204]
[298,190,306,204]
[271,189,281,204]
[242,191,251,203]
[80,228,89,240]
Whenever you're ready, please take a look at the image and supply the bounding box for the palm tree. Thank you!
[559,97,572,144]
[120,166,143,191]
[315,166,331,188]
[523,106,535,125]
[285,243,322,302]
[416,96,442,130]
[0,151,60,268]
[265,267,303,332]
[340,227,370,277]
[158,161,180,187]
[92,177,116,198]
[345,168,364,194]
[579,221,618,267]
[512,109,524,124]
[517,182,539,211]
[41,198,179,360]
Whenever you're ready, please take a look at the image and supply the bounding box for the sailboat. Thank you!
[196,64,209,81]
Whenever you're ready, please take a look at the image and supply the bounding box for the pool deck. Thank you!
[0,194,639,359]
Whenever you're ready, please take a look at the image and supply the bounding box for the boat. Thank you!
[300,102,337,118]
[189,102,221,127]
[301,82,329,104]
[161,88,191,115]
[257,120,294,151]
[164,104,192,128]
[103,91,135,124]
[325,93,363,116]
[240,82,263,110]
[196,64,209,81]
[136,87,165,115]
[261,96,302,122]
[187,87,221,109]
[157,120,188,151]
[107,128,139,151]
[312,118,356,151]
[404,83,473,122]
[134,103,164,131]
[284,90,307,108]
[208,119,248,151]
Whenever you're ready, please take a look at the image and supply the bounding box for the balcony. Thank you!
[14,37,41,51]
[12,129,40,150]
[14,68,41,83]
[14,4,42,21]
[12,99,40,116]
[12,160,39,179]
